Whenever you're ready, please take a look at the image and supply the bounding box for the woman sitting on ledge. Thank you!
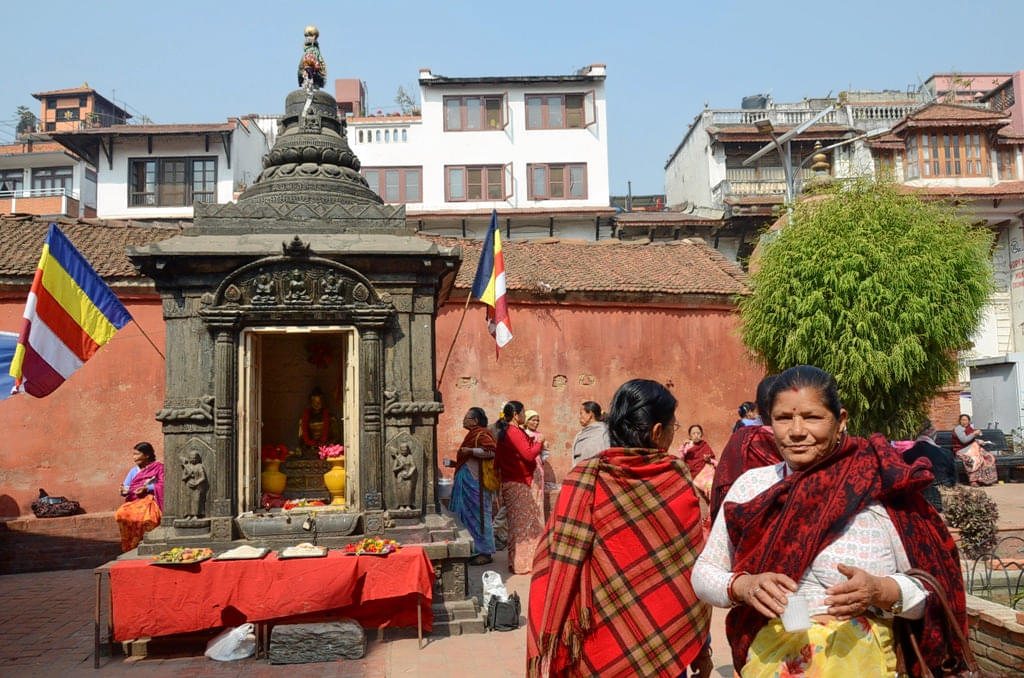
[115,442,164,552]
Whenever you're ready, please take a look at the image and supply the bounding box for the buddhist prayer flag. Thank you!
[470,210,512,353]
[0,332,19,402]
[9,223,133,397]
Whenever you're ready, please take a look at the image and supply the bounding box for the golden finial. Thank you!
[304,25,319,39]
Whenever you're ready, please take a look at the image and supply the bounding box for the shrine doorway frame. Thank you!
[236,325,361,514]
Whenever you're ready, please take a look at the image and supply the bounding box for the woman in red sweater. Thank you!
[496,400,545,574]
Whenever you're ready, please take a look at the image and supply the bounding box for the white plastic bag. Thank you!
[204,622,256,661]
[482,569,509,610]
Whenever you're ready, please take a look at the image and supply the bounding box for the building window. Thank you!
[46,97,57,109]
[31,167,73,193]
[906,132,987,178]
[527,163,587,200]
[129,157,217,207]
[79,95,88,107]
[443,95,506,131]
[995,148,1017,180]
[362,167,422,203]
[525,92,596,129]
[45,122,56,132]
[874,151,896,179]
[445,165,510,201]
[0,169,24,194]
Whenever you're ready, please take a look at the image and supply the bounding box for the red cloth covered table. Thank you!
[108,546,433,641]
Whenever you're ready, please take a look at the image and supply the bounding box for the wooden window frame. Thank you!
[444,164,511,202]
[994,148,1017,180]
[527,162,588,200]
[442,94,508,132]
[31,167,73,193]
[128,156,218,207]
[362,166,422,203]
[0,169,25,194]
[907,131,987,178]
[525,91,597,130]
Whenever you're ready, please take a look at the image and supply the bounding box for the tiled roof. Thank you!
[31,87,97,97]
[908,103,1007,121]
[51,122,235,136]
[613,211,724,228]
[892,103,1010,134]
[0,216,182,279]
[0,217,749,297]
[903,181,1024,199]
[427,236,749,296]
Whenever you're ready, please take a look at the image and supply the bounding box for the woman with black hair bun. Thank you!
[495,400,545,574]
[527,379,712,678]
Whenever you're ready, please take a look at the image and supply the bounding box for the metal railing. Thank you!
[0,186,78,200]
[964,535,1024,610]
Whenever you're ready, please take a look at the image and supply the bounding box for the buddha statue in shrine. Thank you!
[296,388,341,459]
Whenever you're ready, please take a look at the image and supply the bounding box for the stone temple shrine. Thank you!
[128,28,480,631]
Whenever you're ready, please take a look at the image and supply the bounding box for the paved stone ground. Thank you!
[2,482,1019,677]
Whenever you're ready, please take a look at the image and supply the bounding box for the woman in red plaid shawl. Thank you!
[693,366,967,677]
[527,379,712,678]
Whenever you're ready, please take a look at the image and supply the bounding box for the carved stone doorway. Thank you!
[237,326,360,513]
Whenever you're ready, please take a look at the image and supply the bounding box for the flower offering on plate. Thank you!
[343,538,400,556]
[152,547,213,565]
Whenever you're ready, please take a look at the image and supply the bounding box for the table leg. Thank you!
[94,571,101,669]
[417,599,423,650]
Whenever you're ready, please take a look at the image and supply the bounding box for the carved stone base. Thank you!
[282,459,328,497]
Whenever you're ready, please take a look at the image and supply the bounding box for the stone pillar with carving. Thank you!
[359,326,384,513]
[211,326,236,518]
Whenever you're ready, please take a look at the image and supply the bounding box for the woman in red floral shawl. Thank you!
[528,379,712,678]
[693,366,967,677]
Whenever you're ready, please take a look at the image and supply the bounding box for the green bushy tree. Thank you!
[739,180,993,438]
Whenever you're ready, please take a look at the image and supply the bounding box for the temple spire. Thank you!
[298,25,327,90]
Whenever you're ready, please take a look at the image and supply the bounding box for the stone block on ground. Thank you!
[269,620,365,664]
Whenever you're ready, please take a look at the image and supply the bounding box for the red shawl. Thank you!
[709,425,780,520]
[723,434,967,676]
[682,439,715,478]
[454,426,497,473]
[527,448,709,678]
[126,461,164,511]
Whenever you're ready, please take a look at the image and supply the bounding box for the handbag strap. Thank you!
[904,567,981,675]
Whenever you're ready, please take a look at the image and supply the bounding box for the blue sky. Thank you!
[1,0,1021,194]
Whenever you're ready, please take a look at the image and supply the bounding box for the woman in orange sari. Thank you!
[114,442,164,551]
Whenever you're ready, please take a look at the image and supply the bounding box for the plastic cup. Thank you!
[781,594,810,632]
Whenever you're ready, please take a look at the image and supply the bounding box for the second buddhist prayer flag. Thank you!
[9,223,133,397]
[470,210,512,353]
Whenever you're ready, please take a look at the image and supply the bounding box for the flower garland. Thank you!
[343,538,399,555]
[301,407,330,447]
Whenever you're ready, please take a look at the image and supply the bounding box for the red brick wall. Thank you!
[0,512,121,574]
[928,385,964,431]
[435,298,763,483]
[965,593,1024,673]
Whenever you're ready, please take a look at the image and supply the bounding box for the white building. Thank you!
[346,65,614,239]
[50,119,269,220]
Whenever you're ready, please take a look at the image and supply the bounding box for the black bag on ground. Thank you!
[30,488,83,518]
[486,591,521,631]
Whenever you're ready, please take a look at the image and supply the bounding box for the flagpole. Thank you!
[133,320,166,361]
[436,292,473,389]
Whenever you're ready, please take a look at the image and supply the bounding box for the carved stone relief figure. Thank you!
[181,450,209,519]
[391,443,417,510]
[285,269,310,302]
[252,273,276,305]
[384,433,423,515]
[321,274,344,302]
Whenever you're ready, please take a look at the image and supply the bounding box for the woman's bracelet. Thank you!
[727,571,749,605]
